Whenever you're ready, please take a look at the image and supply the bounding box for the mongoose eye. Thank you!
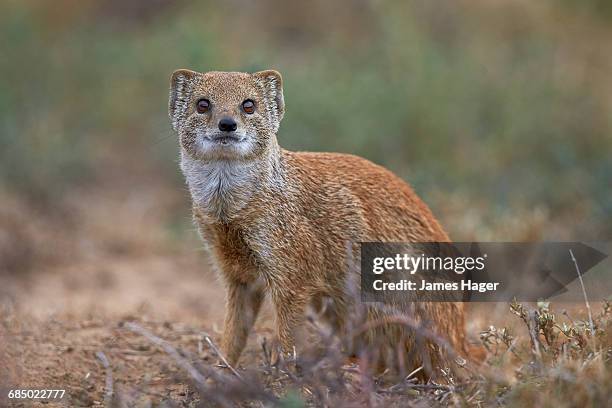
[196,98,210,114]
[242,99,255,114]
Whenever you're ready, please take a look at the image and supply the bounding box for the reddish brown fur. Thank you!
[169,69,467,378]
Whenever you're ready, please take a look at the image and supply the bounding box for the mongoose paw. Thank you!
[269,339,296,368]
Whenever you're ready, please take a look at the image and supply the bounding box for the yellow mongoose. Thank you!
[169,69,467,378]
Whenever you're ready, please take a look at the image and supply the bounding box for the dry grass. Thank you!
[98,300,610,407]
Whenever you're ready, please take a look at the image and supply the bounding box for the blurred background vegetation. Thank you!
[1,0,611,265]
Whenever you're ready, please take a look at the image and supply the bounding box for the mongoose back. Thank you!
[169,69,467,378]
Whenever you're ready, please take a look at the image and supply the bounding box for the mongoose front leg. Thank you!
[220,281,265,365]
[270,290,309,363]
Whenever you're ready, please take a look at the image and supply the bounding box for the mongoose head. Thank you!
[169,70,284,162]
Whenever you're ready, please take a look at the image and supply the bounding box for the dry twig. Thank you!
[95,351,114,407]
[569,249,595,333]
[124,322,207,387]
[203,334,243,380]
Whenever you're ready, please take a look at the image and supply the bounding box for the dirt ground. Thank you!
[2,243,220,406]
[0,232,294,407]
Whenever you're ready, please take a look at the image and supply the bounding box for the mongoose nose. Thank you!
[218,117,237,132]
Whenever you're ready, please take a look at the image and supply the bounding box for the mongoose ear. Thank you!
[253,70,285,132]
[169,69,198,131]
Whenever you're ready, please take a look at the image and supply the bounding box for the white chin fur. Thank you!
[180,151,258,218]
